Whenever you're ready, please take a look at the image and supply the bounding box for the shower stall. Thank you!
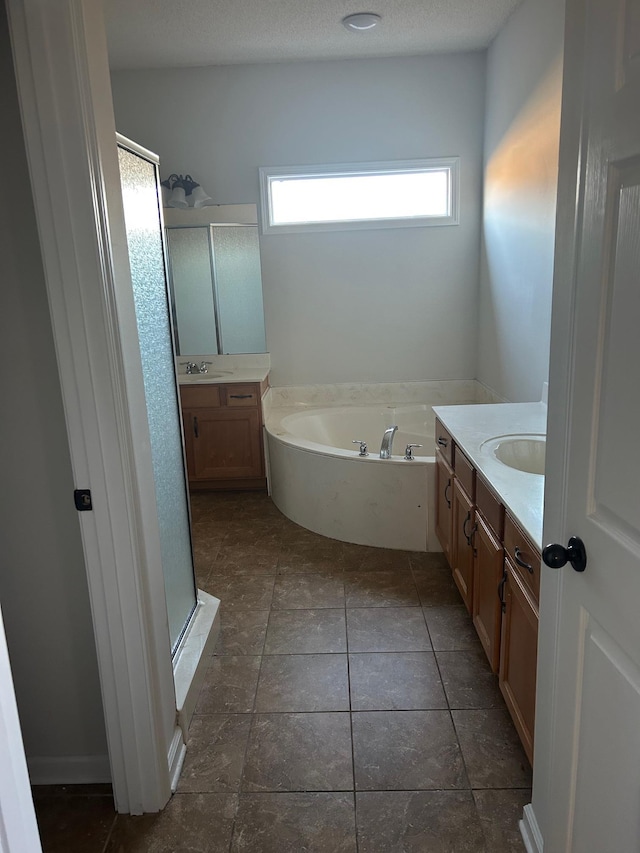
[117,135,197,652]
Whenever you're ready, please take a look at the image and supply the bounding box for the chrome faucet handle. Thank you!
[404,444,423,461]
[180,361,199,374]
[352,439,369,457]
[198,361,213,374]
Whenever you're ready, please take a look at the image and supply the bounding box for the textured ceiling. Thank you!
[105,0,523,70]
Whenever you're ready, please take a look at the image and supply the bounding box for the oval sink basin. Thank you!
[481,434,546,475]
[181,371,233,382]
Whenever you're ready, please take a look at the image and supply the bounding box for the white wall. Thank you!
[477,0,565,402]
[111,53,486,387]
[0,7,108,777]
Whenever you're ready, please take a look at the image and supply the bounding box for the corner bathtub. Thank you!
[265,404,439,552]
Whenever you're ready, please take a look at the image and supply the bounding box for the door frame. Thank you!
[6,0,183,813]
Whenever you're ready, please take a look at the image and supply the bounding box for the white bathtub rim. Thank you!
[266,429,435,465]
[265,402,436,464]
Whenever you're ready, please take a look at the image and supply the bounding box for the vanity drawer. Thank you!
[454,447,475,500]
[476,475,504,539]
[504,513,540,601]
[224,384,260,407]
[435,418,453,466]
[180,385,222,408]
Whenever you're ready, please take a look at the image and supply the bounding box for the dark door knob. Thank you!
[542,537,587,573]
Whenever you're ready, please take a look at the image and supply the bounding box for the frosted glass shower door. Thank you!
[117,139,196,652]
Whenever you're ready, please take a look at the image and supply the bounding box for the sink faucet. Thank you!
[380,425,398,459]
[180,361,199,374]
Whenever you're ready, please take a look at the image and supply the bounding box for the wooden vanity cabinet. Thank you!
[499,558,539,765]
[451,481,474,613]
[472,476,505,673]
[433,421,540,765]
[180,381,267,490]
[450,460,475,614]
[472,514,504,672]
[499,513,540,764]
[503,513,541,601]
[435,418,453,465]
[435,450,454,564]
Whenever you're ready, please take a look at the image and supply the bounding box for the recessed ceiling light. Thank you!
[342,12,381,32]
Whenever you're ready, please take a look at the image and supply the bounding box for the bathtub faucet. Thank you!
[380,425,398,459]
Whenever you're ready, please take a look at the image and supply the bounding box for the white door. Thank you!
[0,603,42,853]
[542,0,640,848]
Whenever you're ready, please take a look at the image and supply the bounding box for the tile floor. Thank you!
[34,491,531,852]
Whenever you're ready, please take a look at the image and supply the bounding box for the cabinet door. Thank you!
[499,560,538,764]
[451,479,475,613]
[187,407,264,480]
[435,450,454,564]
[182,407,195,473]
[472,514,503,673]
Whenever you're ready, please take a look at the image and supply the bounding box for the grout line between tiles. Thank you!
[100,812,119,853]
[344,577,360,853]
[189,495,526,850]
[425,603,477,797]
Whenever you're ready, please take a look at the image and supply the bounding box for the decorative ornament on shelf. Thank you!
[160,174,214,208]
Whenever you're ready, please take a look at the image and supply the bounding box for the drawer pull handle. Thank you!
[230,394,253,399]
[437,436,448,447]
[444,480,452,508]
[463,513,477,547]
[514,546,533,573]
[193,416,199,438]
[498,569,507,613]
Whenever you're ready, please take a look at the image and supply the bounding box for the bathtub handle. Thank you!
[444,480,452,508]
[352,440,369,457]
[404,444,422,460]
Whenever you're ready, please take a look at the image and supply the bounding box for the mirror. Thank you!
[164,204,267,355]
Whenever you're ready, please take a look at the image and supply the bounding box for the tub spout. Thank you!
[380,425,398,459]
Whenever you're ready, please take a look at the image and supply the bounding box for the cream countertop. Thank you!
[178,367,270,385]
[432,402,547,550]
[176,353,270,386]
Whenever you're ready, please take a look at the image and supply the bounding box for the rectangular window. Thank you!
[259,158,459,234]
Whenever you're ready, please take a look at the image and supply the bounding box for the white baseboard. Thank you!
[520,803,544,853]
[167,727,187,793]
[28,754,111,786]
